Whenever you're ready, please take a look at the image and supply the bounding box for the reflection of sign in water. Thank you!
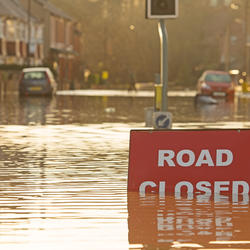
[153,112,172,129]
[128,193,250,248]
[128,129,250,195]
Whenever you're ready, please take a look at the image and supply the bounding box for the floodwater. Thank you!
[0,92,250,249]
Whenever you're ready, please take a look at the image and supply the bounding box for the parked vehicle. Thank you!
[197,70,235,98]
[19,67,57,96]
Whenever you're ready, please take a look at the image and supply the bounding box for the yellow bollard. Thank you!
[241,72,249,93]
[242,81,249,93]
[154,84,162,111]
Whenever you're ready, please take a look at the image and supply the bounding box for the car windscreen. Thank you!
[23,72,46,80]
[205,74,232,83]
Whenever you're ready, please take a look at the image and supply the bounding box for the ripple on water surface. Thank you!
[0,124,131,249]
[1,120,250,249]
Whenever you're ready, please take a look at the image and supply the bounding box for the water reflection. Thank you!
[0,95,154,125]
[1,93,250,248]
[0,94,250,125]
[128,192,250,249]
[194,99,235,122]
[0,124,130,249]
[193,96,250,125]
[19,96,53,125]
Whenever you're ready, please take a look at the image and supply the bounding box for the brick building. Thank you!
[20,0,82,89]
[0,0,43,66]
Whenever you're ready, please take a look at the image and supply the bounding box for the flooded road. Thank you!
[0,92,250,249]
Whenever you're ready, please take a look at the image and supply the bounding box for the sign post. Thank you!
[146,0,178,129]
[158,19,168,112]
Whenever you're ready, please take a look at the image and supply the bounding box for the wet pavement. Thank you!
[0,92,250,249]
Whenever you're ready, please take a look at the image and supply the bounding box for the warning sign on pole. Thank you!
[128,129,250,196]
[153,111,172,129]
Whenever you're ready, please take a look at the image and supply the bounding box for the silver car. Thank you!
[19,67,57,96]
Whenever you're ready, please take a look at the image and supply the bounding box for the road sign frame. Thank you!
[146,0,179,19]
[128,129,250,195]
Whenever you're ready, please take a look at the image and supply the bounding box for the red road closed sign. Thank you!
[128,129,250,196]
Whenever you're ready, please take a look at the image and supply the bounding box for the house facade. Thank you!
[20,0,82,89]
[0,0,82,90]
[0,0,43,66]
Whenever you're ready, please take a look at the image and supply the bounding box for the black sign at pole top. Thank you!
[146,0,178,19]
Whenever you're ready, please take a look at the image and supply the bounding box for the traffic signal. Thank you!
[146,0,178,19]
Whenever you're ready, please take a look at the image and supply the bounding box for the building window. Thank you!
[0,20,4,39]
[6,41,16,56]
[56,18,65,44]
[37,44,43,59]
[6,20,16,41]
[0,39,2,55]
[18,22,26,41]
[36,26,43,43]
[20,41,27,58]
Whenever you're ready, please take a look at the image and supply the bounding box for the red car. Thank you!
[197,70,235,98]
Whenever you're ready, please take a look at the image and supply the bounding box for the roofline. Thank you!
[36,0,74,21]
[22,67,51,72]
[204,70,230,74]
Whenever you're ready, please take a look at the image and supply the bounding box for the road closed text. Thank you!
[158,149,233,167]
[139,180,250,196]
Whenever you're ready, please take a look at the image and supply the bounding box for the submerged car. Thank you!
[19,67,57,96]
[197,70,235,98]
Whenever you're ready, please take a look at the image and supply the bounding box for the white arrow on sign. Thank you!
[153,111,172,129]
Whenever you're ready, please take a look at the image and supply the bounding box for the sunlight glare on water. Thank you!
[0,94,250,249]
[0,124,132,250]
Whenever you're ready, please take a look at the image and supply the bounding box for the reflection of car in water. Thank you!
[195,97,234,122]
[19,96,52,125]
[197,70,235,98]
[19,67,57,96]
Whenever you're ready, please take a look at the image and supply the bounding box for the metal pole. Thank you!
[244,0,249,74]
[158,19,168,112]
[246,0,250,77]
[27,0,31,66]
